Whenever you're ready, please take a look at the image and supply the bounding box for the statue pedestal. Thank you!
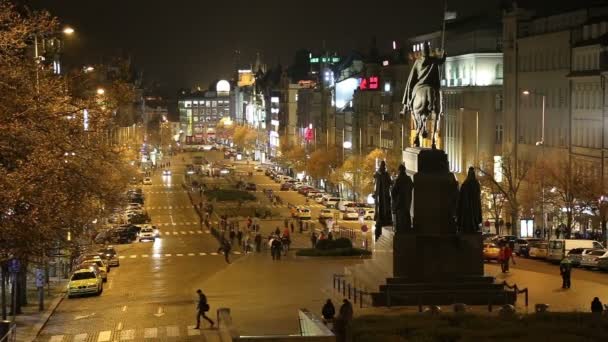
[373,148,515,307]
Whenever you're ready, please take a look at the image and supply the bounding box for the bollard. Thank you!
[535,304,549,313]
[342,279,346,296]
[348,284,351,299]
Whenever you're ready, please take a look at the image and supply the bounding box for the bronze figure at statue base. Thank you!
[371,148,515,306]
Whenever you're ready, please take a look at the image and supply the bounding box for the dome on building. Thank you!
[216,80,230,93]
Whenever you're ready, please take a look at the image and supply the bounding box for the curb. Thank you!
[25,291,66,342]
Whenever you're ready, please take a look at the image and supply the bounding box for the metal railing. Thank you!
[502,281,529,307]
[332,274,372,308]
[0,323,16,342]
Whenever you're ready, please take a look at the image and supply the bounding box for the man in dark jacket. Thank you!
[560,258,572,289]
[195,289,214,329]
[591,297,603,313]
[322,299,336,322]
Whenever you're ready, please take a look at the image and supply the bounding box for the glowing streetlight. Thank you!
[63,27,75,35]
[84,66,94,73]
[96,88,105,95]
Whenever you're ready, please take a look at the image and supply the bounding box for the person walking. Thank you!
[271,237,282,260]
[290,221,295,234]
[503,244,512,272]
[229,229,236,246]
[195,289,214,329]
[498,245,507,273]
[560,257,572,289]
[217,239,231,264]
[591,297,604,314]
[334,299,354,342]
[311,232,318,248]
[237,229,243,246]
[254,232,262,252]
[321,299,336,323]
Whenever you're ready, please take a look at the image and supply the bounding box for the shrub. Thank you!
[315,237,353,250]
[205,189,255,202]
[296,248,371,257]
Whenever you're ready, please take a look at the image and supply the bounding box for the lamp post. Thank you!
[459,107,480,168]
[522,90,547,238]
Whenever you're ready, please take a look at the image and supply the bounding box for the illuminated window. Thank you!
[384,82,391,92]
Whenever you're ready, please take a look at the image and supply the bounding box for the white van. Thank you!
[323,197,342,208]
[547,239,604,262]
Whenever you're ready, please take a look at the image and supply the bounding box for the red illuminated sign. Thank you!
[359,76,379,90]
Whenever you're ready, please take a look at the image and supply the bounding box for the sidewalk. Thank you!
[12,277,68,342]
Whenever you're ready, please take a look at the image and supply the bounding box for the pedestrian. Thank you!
[218,239,231,264]
[229,229,236,245]
[271,237,282,260]
[321,299,336,323]
[591,297,604,314]
[334,299,354,342]
[274,227,281,236]
[299,220,303,232]
[328,231,334,241]
[560,257,572,289]
[195,289,214,329]
[311,232,318,248]
[503,244,513,271]
[290,222,295,234]
[237,229,243,246]
[254,232,262,252]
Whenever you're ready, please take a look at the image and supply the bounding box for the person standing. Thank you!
[254,232,262,252]
[290,221,295,234]
[591,297,604,314]
[237,229,243,246]
[311,232,318,248]
[503,244,513,272]
[322,299,336,323]
[560,257,572,289]
[195,289,214,329]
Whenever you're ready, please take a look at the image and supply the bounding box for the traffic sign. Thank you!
[361,224,368,233]
[8,259,20,273]
[35,269,44,287]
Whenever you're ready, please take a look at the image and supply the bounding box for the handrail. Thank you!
[332,273,372,308]
[0,323,16,342]
[502,281,529,306]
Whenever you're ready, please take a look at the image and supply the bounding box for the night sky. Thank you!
[22,0,592,93]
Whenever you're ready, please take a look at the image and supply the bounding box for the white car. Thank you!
[162,169,171,176]
[315,194,326,203]
[254,165,266,172]
[338,201,354,212]
[296,206,312,220]
[319,209,336,220]
[323,197,341,208]
[139,227,156,242]
[142,177,152,185]
[363,208,375,220]
[580,249,608,268]
[342,208,360,220]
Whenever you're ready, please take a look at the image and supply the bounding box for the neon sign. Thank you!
[359,76,379,90]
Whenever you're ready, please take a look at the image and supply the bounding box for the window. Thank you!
[495,124,503,144]
[495,94,503,111]
[495,64,503,80]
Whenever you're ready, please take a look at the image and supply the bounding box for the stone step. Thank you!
[372,288,516,306]
[386,275,495,285]
[380,282,505,292]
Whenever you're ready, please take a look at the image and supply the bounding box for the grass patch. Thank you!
[205,189,256,202]
[296,247,371,257]
[352,312,608,341]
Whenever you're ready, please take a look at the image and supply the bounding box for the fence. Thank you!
[332,274,372,308]
[502,281,529,307]
[0,322,16,342]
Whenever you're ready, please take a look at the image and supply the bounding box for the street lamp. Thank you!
[522,89,547,238]
[459,107,480,168]
[96,88,105,95]
[62,26,75,35]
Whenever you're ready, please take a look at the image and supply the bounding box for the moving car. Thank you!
[337,201,354,212]
[142,177,152,185]
[483,243,501,262]
[548,239,604,263]
[598,256,608,271]
[67,269,103,297]
[254,165,266,172]
[342,208,360,220]
[528,242,548,259]
[139,226,156,242]
[296,206,312,220]
[580,249,608,269]
[318,209,336,220]
[323,197,341,209]
[280,183,293,191]
[77,260,107,282]
[162,169,171,176]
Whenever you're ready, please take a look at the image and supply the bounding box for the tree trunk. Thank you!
[602,219,607,246]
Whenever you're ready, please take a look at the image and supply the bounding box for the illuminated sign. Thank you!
[309,57,340,64]
[359,76,379,90]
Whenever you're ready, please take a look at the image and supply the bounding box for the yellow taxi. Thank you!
[67,269,103,298]
[483,243,501,262]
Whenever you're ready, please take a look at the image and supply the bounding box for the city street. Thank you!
[35,155,236,342]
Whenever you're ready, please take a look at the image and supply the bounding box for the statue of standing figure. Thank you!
[391,164,414,233]
[402,42,446,148]
[373,161,392,241]
[457,167,482,233]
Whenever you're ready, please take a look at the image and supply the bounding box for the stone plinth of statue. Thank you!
[374,148,515,306]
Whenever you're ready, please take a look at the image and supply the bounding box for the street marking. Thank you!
[197,230,203,234]
[122,305,127,312]
[189,231,194,234]
[188,253,195,256]
[73,333,88,342]
[165,254,172,257]
[233,251,241,255]
[205,230,211,234]
[120,329,135,340]
[142,254,149,258]
[49,335,64,342]
[129,255,137,259]
[210,252,218,256]
[116,322,123,331]
[187,325,201,336]
[118,256,126,259]
[166,326,179,337]
[97,330,112,342]
[176,253,184,256]
[153,253,161,258]
[181,231,186,235]
[199,252,207,256]
[143,328,157,338]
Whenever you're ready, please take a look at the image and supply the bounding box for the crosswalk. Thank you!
[145,190,187,194]
[145,205,194,210]
[159,230,210,235]
[155,222,199,226]
[44,325,221,341]
[117,250,242,259]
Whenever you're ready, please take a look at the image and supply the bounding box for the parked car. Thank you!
[528,242,548,259]
[323,197,342,209]
[548,239,604,263]
[566,248,598,267]
[483,243,501,262]
[580,249,608,269]
[280,182,293,191]
[77,260,107,282]
[338,201,354,212]
[98,246,119,267]
[598,256,608,271]
[363,208,375,220]
[298,186,314,195]
[515,238,543,257]
[67,269,103,298]
[142,177,152,185]
[342,208,360,220]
